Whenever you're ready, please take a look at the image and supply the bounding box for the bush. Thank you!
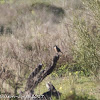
[72,0,100,82]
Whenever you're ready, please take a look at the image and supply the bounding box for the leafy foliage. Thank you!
[71,0,100,81]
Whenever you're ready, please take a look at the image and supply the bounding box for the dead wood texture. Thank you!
[26,54,59,92]
[21,54,60,100]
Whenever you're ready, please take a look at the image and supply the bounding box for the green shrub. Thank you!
[52,64,67,77]
[72,0,100,82]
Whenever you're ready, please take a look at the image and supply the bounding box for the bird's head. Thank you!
[53,45,57,48]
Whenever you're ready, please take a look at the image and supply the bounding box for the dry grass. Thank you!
[35,75,100,100]
[0,1,99,99]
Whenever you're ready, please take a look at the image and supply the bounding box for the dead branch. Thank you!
[42,82,61,100]
[25,54,59,92]
[18,46,61,100]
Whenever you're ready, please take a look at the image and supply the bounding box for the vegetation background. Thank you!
[0,0,100,100]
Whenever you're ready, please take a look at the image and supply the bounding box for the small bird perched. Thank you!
[54,45,63,54]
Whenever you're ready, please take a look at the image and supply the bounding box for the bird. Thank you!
[53,45,63,54]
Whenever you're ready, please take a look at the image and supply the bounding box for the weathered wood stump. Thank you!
[20,54,61,100]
